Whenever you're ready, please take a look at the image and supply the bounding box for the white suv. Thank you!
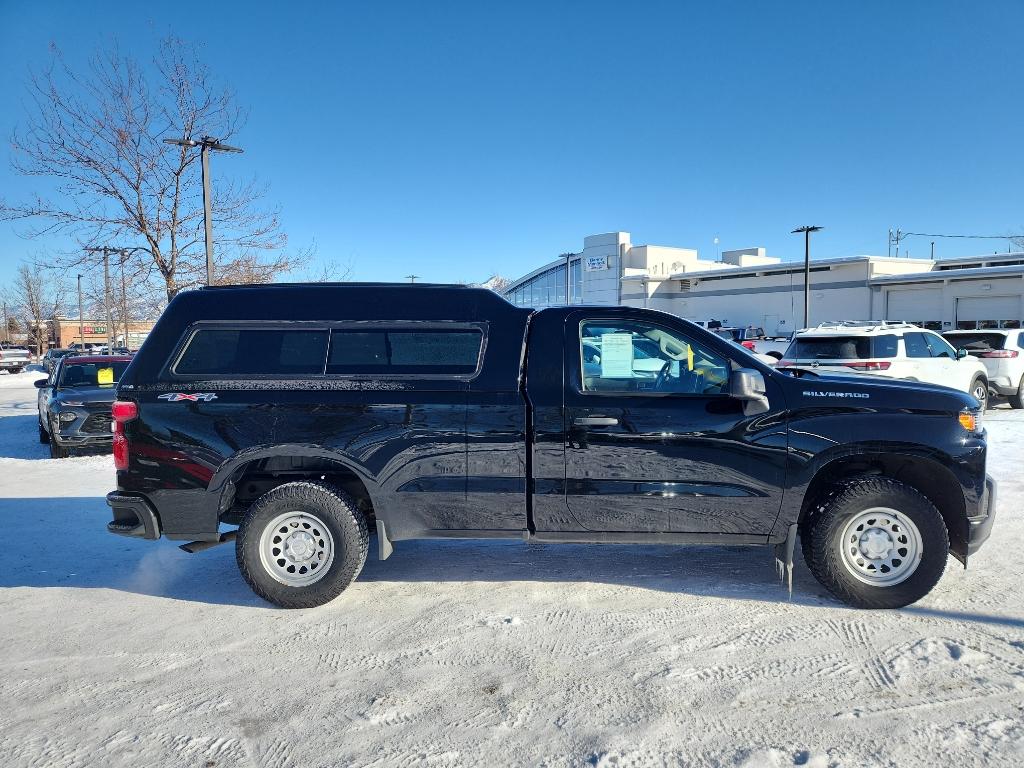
[780,321,991,408]
[943,329,1024,409]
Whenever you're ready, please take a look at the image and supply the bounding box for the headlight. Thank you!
[958,408,983,434]
[58,411,78,424]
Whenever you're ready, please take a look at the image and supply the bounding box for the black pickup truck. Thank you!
[106,284,996,609]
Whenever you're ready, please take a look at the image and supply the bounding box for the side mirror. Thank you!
[730,368,770,415]
[34,379,49,389]
[956,348,968,359]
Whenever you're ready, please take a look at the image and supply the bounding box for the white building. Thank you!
[503,231,1024,333]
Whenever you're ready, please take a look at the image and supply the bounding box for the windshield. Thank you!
[58,361,130,387]
[785,335,897,360]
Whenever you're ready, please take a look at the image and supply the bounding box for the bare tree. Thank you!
[9,264,65,356]
[1,37,303,302]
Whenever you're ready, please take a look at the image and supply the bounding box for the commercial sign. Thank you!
[584,255,608,272]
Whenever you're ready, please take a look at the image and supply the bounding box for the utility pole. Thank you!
[119,251,130,350]
[85,246,127,354]
[77,275,85,350]
[2,301,7,345]
[163,136,244,285]
[405,274,420,283]
[791,226,823,329]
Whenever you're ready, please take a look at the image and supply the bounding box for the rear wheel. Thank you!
[970,376,989,410]
[1009,375,1024,410]
[236,481,369,608]
[802,477,948,609]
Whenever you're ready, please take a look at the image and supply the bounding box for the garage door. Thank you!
[886,288,943,328]
[955,295,1022,329]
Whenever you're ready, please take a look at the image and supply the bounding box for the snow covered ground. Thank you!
[0,368,1022,768]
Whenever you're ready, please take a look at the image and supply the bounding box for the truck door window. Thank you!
[579,320,729,395]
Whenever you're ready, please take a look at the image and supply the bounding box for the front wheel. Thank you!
[236,481,369,608]
[49,440,66,459]
[38,422,49,444]
[970,376,989,410]
[802,477,948,609]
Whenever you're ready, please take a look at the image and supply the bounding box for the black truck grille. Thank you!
[81,412,112,434]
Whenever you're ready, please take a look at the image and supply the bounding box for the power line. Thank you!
[901,231,1024,240]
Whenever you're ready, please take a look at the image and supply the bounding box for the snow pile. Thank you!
[0,372,1022,767]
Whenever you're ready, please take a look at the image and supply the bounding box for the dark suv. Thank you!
[105,284,996,609]
[37,355,132,457]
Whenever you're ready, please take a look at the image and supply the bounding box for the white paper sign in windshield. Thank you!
[600,333,634,377]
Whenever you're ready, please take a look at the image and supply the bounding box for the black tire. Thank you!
[1009,376,1024,410]
[802,477,948,609]
[969,376,989,411]
[766,351,783,360]
[49,440,66,459]
[38,421,49,444]
[236,481,369,609]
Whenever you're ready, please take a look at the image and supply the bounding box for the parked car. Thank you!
[36,355,132,458]
[779,321,991,408]
[943,329,1024,408]
[105,285,994,610]
[42,348,75,374]
[0,345,31,373]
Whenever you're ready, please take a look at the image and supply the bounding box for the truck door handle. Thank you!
[573,416,619,426]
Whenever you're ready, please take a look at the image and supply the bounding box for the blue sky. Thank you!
[1,1,1022,287]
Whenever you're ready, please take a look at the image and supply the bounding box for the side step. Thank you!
[180,530,237,554]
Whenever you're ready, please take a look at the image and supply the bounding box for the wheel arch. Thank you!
[797,451,969,563]
[211,445,382,530]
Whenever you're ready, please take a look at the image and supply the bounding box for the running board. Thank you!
[179,530,237,554]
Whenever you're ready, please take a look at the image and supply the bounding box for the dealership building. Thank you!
[503,231,1024,333]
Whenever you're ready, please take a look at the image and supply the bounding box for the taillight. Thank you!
[111,400,138,470]
[845,361,891,371]
[976,350,1019,358]
[741,341,756,350]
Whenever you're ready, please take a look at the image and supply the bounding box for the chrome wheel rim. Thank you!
[839,506,922,586]
[259,511,334,587]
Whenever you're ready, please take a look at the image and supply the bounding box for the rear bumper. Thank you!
[106,492,161,540]
[967,475,997,557]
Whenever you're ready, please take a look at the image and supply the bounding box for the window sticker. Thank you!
[97,367,114,385]
[599,333,634,377]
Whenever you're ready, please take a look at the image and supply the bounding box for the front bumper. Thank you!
[967,475,997,557]
[106,492,161,540]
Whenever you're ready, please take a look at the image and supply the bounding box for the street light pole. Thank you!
[791,226,823,329]
[163,136,244,286]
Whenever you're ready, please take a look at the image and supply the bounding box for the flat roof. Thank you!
[669,254,932,281]
[870,263,1024,284]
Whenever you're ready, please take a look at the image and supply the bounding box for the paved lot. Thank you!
[1,370,1022,767]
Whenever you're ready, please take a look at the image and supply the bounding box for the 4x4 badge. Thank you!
[158,392,218,402]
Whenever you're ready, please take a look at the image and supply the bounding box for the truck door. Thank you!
[559,310,788,535]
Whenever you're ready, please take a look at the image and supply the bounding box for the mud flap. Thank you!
[773,524,798,599]
[376,519,393,561]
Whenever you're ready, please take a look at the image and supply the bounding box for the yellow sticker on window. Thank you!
[97,367,114,385]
